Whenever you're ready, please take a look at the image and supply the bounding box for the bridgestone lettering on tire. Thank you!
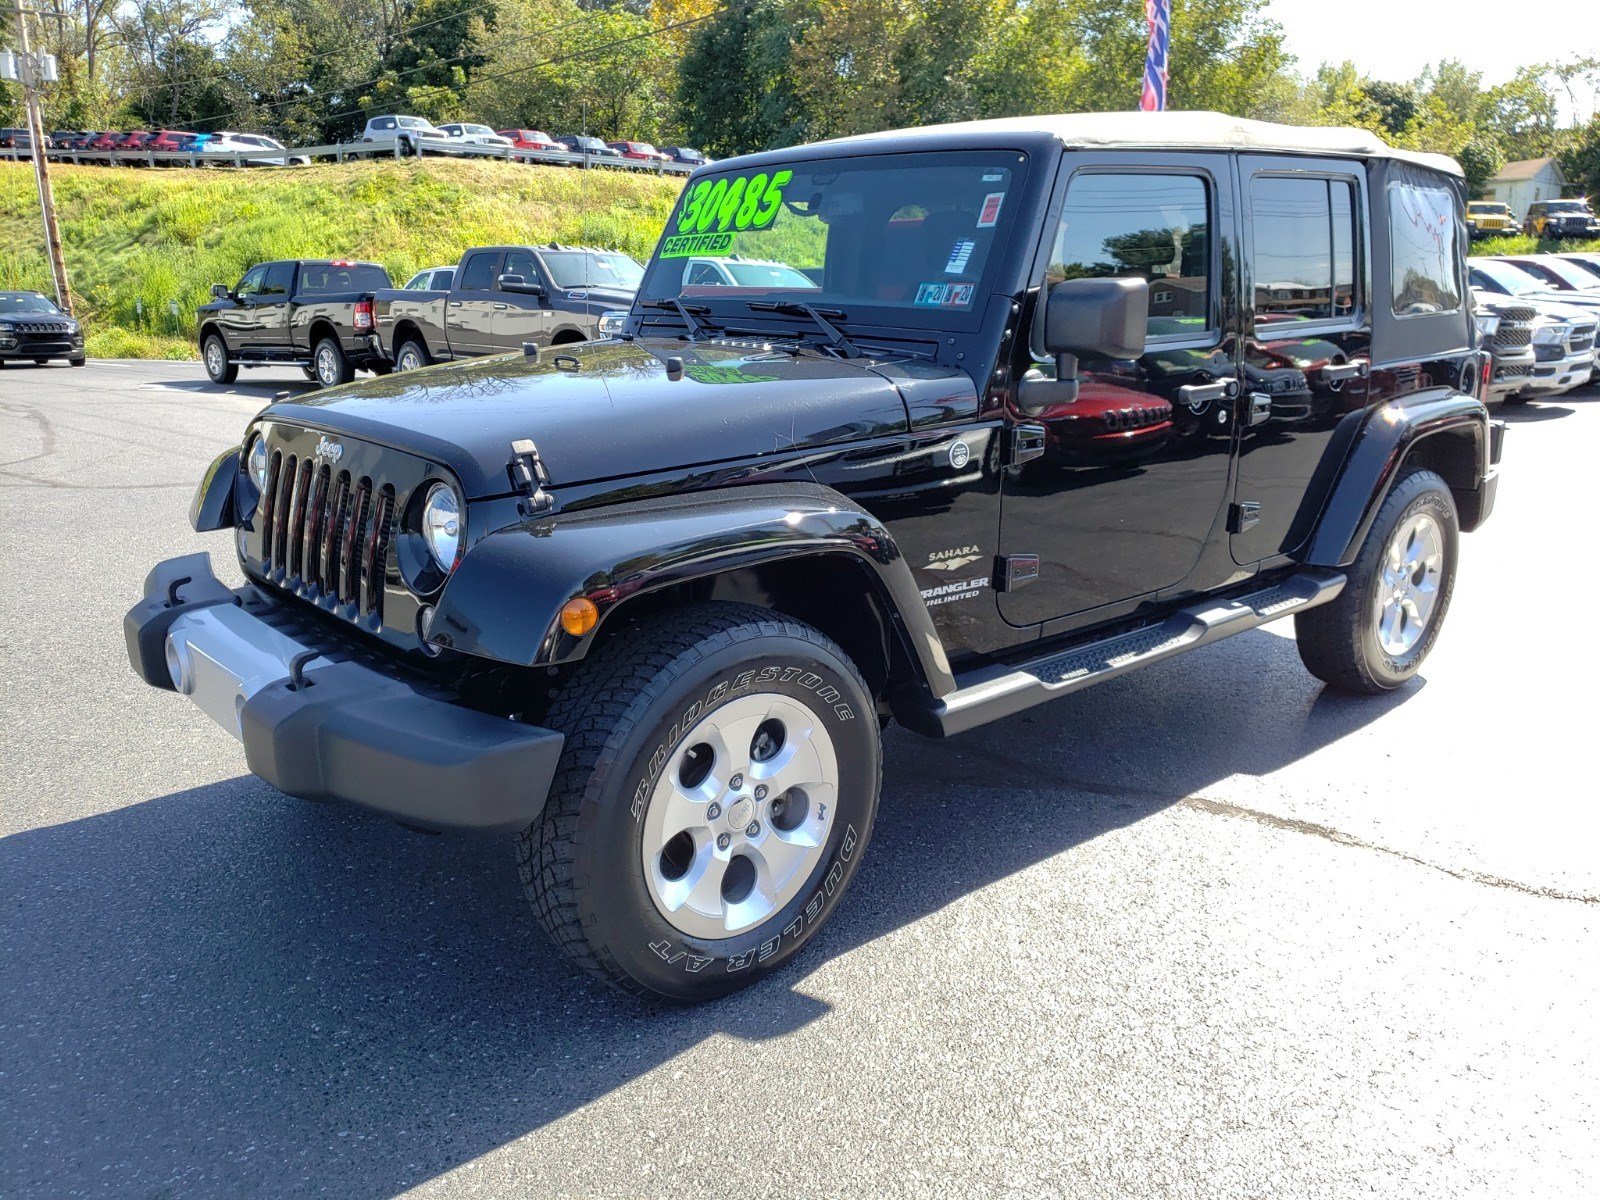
[519,602,881,1002]
[1295,466,1458,694]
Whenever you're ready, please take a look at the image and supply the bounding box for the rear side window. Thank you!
[1251,176,1357,323]
[297,263,390,294]
[1388,184,1461,316]
[459,253,499,291]
[1047,172,1213,341]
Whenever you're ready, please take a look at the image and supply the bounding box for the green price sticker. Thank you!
[673,170,793,238]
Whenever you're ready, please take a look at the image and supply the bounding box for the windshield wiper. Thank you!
[639,298,717,339]
[746,300,862,359]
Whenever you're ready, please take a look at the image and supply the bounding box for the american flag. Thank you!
[1141,0,1170,112]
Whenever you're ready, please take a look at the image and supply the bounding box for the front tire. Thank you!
[520,603,880,1002]
[202,333,236,384]
[1295,467,1458,694]
[312,336,354,388]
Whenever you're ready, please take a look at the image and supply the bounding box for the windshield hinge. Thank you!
[1004,424,1047,467]
[509,438,553,513]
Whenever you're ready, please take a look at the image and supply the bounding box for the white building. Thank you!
[1485,157,1567,217]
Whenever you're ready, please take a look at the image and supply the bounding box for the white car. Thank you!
[360,115,448,154]
[679,256,819,290]
[200,132,308,166]
[403,265,456,290]
[436,123,513,151]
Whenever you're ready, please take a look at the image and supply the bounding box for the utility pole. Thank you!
[6,0,72,313]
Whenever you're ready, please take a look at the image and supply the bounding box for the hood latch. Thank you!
[509,438,553,514]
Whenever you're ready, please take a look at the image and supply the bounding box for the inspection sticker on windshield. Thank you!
[915,282,975,309]
[944,240,975,274]
[977,193,1005,227]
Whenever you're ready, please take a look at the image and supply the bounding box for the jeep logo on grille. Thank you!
[314,436,344,463]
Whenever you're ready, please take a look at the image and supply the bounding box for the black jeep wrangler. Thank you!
[127,113,1502,1002]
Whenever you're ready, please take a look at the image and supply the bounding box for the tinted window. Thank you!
[1252,176,1357,323]
[1049,172,1212,339]
[236,266,267,297]
[502,250,539,282]
[1389,185,1461,315]
[261,263,294,297]
[543,250,645,290]
[296,262,390,294]
[458,253,499,291]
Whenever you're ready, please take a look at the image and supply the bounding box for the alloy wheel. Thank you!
[1374,512,1445,657]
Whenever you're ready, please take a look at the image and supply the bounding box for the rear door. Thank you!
[448,250,502,355]
[490,248,555,350]
[1231,156,1370,564]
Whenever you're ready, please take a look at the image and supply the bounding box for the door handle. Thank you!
[448,301,463,307]
[1318,358,1369,383]
[1177,378,1238,408]
[1245,393,1273,426]
[493,303,508,310]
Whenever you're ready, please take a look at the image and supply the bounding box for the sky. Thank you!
[1264,0,1599,121]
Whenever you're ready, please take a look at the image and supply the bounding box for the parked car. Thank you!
[361,115,447,156]
[147,130,191,154]
[1555,252,1600,284]
[554,134,621,161]
[200,132,308,166]
[131,113,1503,1003]
[659,146,708,166]
[48,130,88,158]
[1470,292,1538,403]
[436,123,513,151]
[0,290,85,366]
[1524,198,1600,240]
[85,131,130,161]
[679,256,820,290]
[402,266,457,291]
[606,140,669,162]
[498,129,562,158]
[119,131,155,152]
[196,259,393,388]
[1522,308,1596,398]
[1469,256,1600,317]
[0,128,33,156]
[1495,255,1600,296]
[1465,201,1518,239]
[373,243,644,369]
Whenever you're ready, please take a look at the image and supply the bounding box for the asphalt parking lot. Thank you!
[3,358,1598,1199]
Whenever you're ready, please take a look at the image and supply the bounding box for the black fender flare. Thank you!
[190,446,239,532]
[1301,387,1490,568]
[429,482,956,695]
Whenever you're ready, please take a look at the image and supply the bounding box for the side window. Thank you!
[458,253,498,291]
[261,263,294,297]
[1388,184,1461,316]
[685,261,725,286]
[1250,176,1357,323]
[236,266,267,298]
[502,250,539,282]
[1046,172,1212,342]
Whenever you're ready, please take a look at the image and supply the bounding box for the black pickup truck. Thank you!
[370,244,642,370]
[197,259,393,388]
[131,113,1502,1003]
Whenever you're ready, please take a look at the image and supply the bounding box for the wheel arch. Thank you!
[550,326,586,346]
[1301,387,1491,567]
[392,318,429,357]
[306,317,342,352]
[429,483,955,703]
[198,321,228,351]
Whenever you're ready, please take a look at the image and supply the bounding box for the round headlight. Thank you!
[247,435,269,491]
[421,482,462,569]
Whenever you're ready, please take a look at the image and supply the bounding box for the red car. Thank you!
[499,129,561,157]
[147,130,191,153]
[606,140,669,162]
[1032,376,1174,467]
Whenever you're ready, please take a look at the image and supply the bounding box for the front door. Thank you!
[996,154,1241,629]
[490,248,555,350]
[220,265,267,350]
[449,249,503,355]
[1231,157,1370,563]
[252,261,295,353]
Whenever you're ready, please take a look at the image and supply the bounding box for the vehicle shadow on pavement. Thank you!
[0,629,1413,1197]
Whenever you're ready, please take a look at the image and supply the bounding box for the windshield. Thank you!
[0,292,61,314]
[1521,258,1599,289]
[1470,259,1543,294]
[543,251,644,291]
[1468,203,1507,214]
[1548,201,1591,213]
[398,118,430,130]
[638,151,1023,325]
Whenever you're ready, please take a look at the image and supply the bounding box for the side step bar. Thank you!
[917,568,1346,737]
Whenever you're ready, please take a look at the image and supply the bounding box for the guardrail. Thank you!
[0,135,695,174]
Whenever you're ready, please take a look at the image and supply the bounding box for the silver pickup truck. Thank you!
[370,243,643,371]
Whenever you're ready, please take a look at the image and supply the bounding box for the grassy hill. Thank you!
[0,159,684,359]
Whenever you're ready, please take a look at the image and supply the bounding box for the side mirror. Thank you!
[498,273,542,296]
[210,283,230,300]
[1018,276,1150,415]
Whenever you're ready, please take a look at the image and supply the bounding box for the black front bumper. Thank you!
[124,553,563,832]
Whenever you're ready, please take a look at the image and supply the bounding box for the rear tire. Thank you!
[520,603,880,1002]
[312,336,354,388]
[395,338,431,372]
[202,333,236,384]
[1295,467,1458,694]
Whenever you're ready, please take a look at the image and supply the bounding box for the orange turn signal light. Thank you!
[560,597,600,637]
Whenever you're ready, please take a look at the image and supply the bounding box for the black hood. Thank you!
[261,341,940,497]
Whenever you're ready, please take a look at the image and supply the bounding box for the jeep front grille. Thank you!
[259,449,395,620]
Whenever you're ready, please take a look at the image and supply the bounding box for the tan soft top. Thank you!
[825,111,1463,177]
